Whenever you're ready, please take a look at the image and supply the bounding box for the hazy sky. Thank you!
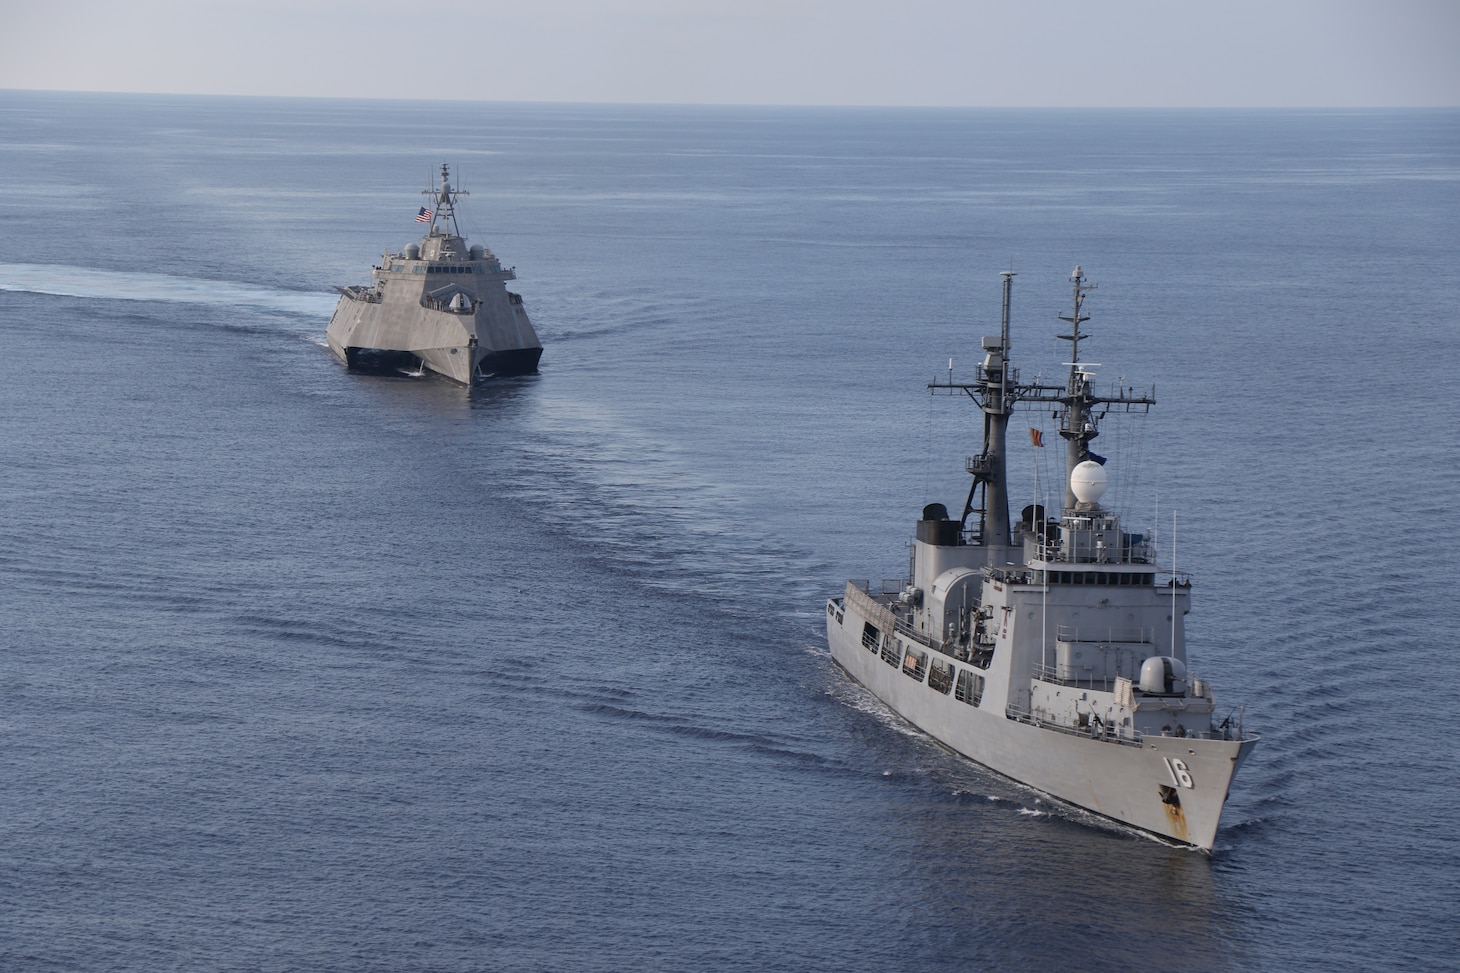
[3,0,1457,107]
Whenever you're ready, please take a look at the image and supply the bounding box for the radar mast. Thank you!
[423,163,468,238]
[930,267,1155,542]
[929,271,1017,549]
[1049,266,1155,509]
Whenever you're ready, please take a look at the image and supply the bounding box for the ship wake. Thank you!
[0,262,337,319]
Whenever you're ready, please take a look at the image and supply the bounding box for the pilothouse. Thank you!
[826,268,1257,851]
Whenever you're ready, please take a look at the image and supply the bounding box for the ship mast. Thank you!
[423,163,467,237]
[1049,266,1156,510]
[930,268,1155,539]
[1057,266,1096,508]
[929,271,1018,548]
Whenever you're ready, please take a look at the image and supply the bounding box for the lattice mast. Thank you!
[1049,266,1155,510]
[423,163,467,237]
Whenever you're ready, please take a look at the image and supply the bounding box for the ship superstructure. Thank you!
[826,268,1257,851]
[326,164,542,384]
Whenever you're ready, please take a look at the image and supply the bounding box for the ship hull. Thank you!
[325,165,543,388]
[828,598,1255,851]
[326,295,541,385]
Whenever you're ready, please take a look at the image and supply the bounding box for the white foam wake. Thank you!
[0,263,337,317]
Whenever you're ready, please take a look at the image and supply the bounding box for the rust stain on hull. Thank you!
[1159,785,1189,842]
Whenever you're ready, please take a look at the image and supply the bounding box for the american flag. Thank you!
[416,207,433,223]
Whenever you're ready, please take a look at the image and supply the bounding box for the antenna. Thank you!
[925,267,1150,550]
[1170,511,1178,657]
[1000,269,1015,406]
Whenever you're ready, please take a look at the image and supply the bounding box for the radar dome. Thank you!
[469,244,485,259]
[1069,460,1108,505]
[405,243,420,260]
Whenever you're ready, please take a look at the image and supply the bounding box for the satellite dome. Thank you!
[405,243,420,259]
[1069,460,1108,505]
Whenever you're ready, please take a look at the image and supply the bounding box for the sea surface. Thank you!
[1,92,1457,972]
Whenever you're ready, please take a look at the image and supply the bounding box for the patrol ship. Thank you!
[326,164,542,384]
[826,268,1257,852]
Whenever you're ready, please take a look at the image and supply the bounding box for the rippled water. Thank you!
[1,93,1457,972]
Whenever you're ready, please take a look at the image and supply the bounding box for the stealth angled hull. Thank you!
[326,164,542,385]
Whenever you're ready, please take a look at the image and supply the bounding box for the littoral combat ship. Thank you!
[827,268,1257,851]
[327,164,542,384]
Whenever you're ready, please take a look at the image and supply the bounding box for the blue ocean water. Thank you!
[1,91,1457,972]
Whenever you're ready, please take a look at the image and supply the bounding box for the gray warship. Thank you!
[326,164,542,383]
[826,268,1257,851]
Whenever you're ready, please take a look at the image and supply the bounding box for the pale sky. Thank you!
[3,0,1457,107]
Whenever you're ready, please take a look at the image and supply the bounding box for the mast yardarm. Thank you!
[929,267,1155,533]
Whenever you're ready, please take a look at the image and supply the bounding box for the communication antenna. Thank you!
[1170,511,1178,656]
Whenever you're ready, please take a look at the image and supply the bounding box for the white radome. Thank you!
[1069,460,1108,504]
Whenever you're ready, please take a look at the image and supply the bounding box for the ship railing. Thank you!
[1055,625,1153,644]
[1032,665,1131,696]
[1015,690,1247,744]
[844,578,907,596]
[1127,541,1155,563]
[1031,538,1156,565]
[892,616,936,647]
[892,620,983,664]
[845,577,987,662]
[985,566,1034,585]
[1004,705,1145,748]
